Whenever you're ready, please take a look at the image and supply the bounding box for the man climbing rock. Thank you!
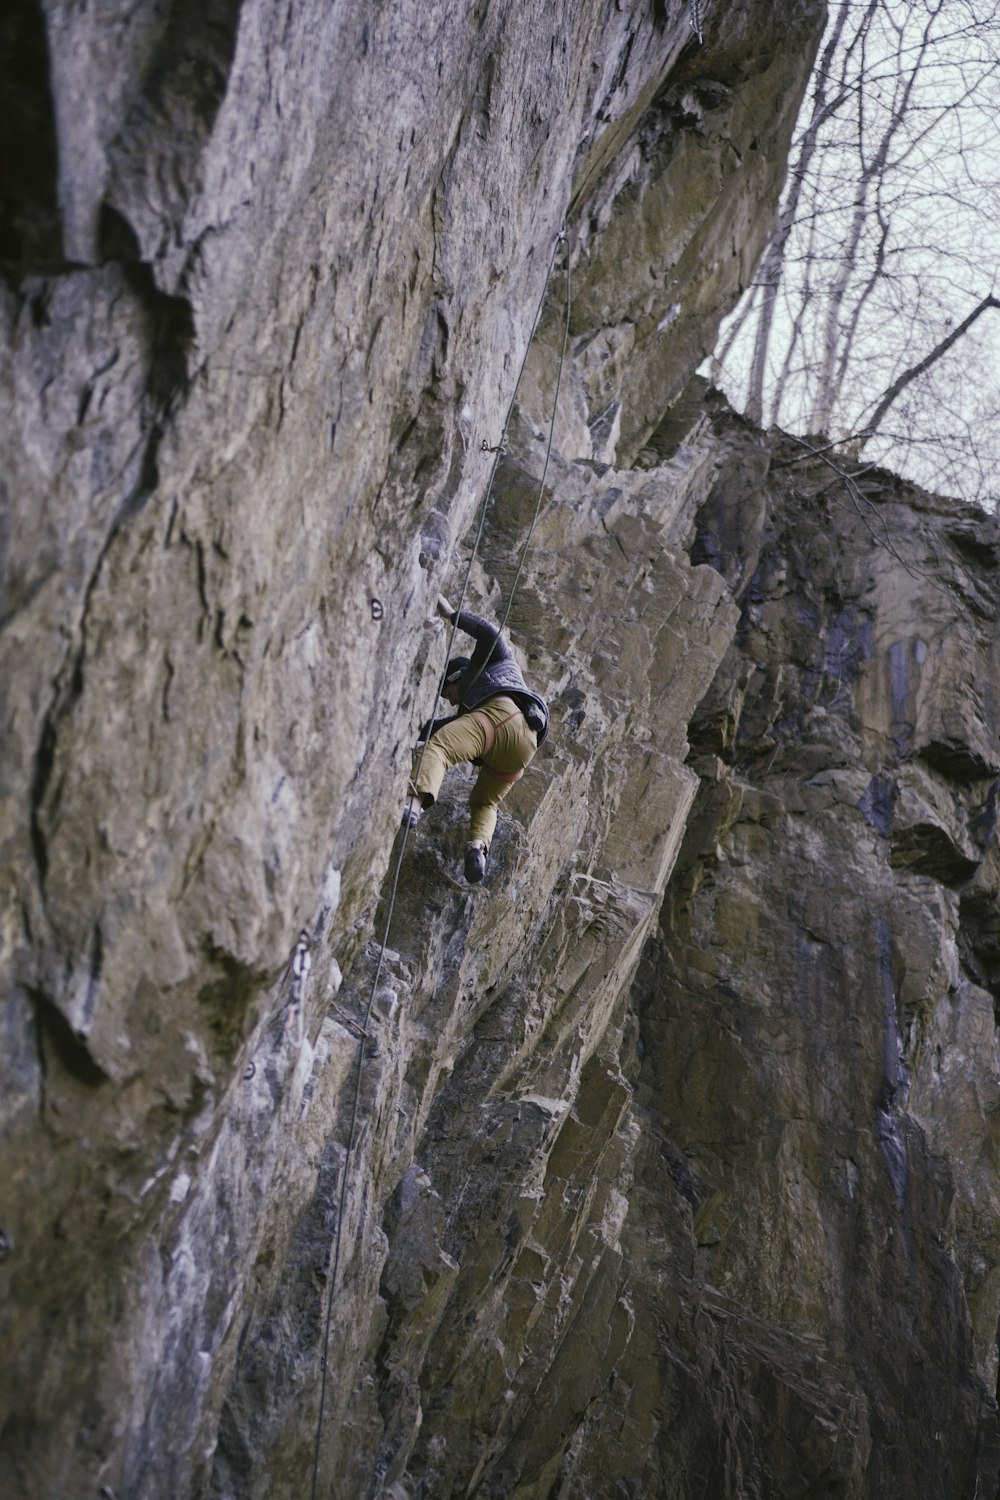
[403,594,550,883]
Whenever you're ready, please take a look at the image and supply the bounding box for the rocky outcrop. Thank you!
[623,405,1000,1496]
[9,2,1000,1497]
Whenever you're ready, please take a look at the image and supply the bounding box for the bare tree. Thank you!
[711,0,1000,508]
[744,0,872,426]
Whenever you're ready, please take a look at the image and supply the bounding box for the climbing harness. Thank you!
[308,224,573,1500]
[283,929,310,1051]
[689,0,704,44]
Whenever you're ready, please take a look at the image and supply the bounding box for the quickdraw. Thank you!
[284,929,310,1050]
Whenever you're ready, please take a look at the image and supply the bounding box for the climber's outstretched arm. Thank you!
[437,594,511,671]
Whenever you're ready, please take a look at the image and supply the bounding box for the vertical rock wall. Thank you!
[17,2,1000,1497]
[618,403,1000,1497]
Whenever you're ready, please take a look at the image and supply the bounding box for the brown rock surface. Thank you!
[7,3,999,1499]
[622,407,1000,1496]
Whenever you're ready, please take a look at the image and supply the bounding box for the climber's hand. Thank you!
[436,594,454,621]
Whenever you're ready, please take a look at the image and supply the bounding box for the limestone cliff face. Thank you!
[625,404,1000,1496]
[8,2,999,1497]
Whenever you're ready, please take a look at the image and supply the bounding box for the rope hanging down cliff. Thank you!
[308,229,573,1500]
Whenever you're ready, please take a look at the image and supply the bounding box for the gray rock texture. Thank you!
[6,1,1000,1497]
[626,405,1000,1497]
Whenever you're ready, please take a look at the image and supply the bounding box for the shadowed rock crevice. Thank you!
[102,0,246,270]
[197,945,270,1066]
[100,209,196,412]
[959,888,1000,1014]
[31,985,110,1088]
[0,1,61,275]
[129,0,245,135]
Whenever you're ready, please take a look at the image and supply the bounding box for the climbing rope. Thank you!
[451,229,571,704]
[445,225,568,664]
[493,241,571,650]
[689,0,704,44]
[308,226,573,1500]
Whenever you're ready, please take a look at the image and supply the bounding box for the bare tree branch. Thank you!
[708,2,1000,506]
[745,0,861,423]
[861,293,1000,441]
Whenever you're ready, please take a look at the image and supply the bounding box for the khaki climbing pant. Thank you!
[410,695,538,850]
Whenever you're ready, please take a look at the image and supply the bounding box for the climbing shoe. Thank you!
[464,841,487,883]
[401,802,421,831]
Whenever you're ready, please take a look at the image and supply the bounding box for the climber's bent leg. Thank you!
[468,761,527,849]
[468,790,500,851]
[410,714,487,806]
[466,708,538,869]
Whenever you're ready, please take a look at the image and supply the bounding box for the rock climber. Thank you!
[403,594,550,883]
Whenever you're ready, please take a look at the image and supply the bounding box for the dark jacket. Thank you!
[424,609,550,745]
